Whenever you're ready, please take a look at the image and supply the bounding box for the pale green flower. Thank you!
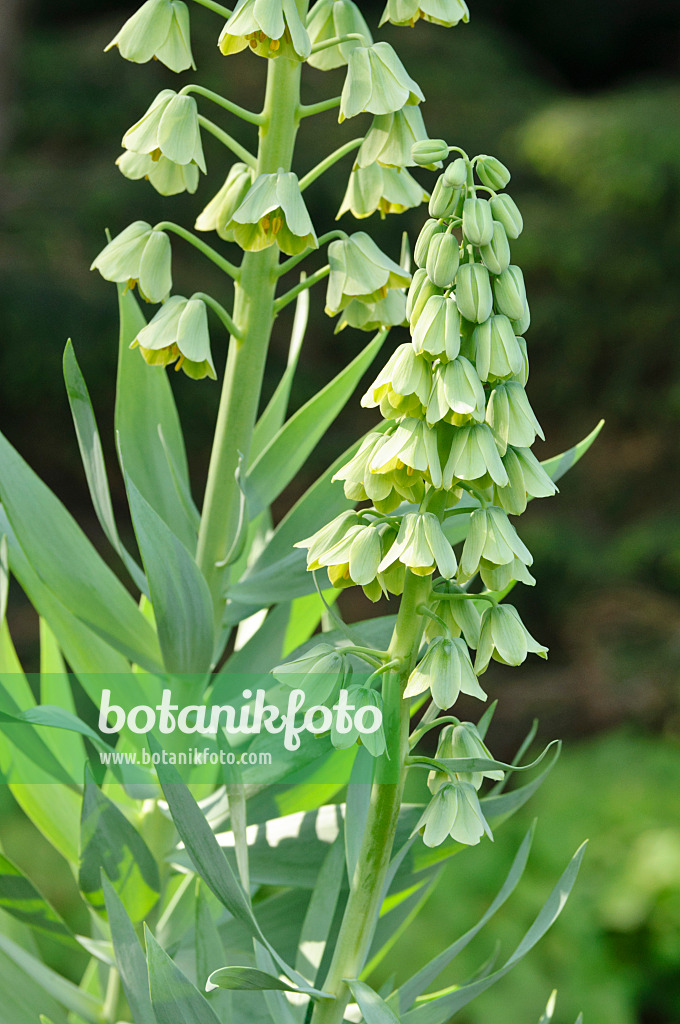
[296,511,361,570]
[370,419,443,488]
[122,90,206,172]
[411,295,461,360]
[430,722,503,791]
[105,0,195,73]
[458,505,533,587]
[413,218,445,268]
[479,221,511,275]
[493,264,527,321]
[332,433,424,512]
[338,162,428,219]
[512,302,531,338]
[325,232,409,314]
[218,0,311,61]
[427,356,485,426]
[297,517,382,588]
[357,106,431,169]
[378,512,456,578]
[273,643,349,705]
[132,294,216,379]
[340,42,424,121]
[443,422,509,488]
[406,268,443,326]
[443,156,467,189]
[362,343,431,418]
[493,446,557,515]
[425,231,460,289]
[417,780,492,848]
[475,154,511,190]
[490,193,523,239]
[331,686,385,756]
[471,314,524,382]
[194,163,256,241]
[475,603,548,674]
[485,380,544,453]
[91,221,172,303]
[116,149,200,196]
[226,170,317,255]
[335,290,407,333]
[462,197,494,246]
[455,263,493,323]
[380,0,470,28]
[404,636,485,708]
[424,595,482,647]
[307,0,372,70]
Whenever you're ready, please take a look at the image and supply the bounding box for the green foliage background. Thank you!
[0,1,678,1021]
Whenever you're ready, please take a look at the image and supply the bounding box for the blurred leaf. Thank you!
[147,928,221,1024]
[102,874,156,1024]
[0,536,7,627]
[227,550,316,608]
[481,743,562,827]
[195,884,228,999]
[0,852,76,945]
[0,932,102,1022]
[0,681,76,786]
[39,621,87,777]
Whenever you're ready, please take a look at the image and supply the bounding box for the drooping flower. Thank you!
[486,380,544,454]
[332,432,424,512]
[370,419,442,487]
[404,635,486,707]
[361,344,431,419]
[218,0,311,61]
[356,106,431,169]
[116,150,200,197]
[105,0,195,73]
[458,505,533,587]
[443,422,509,488]
[122,90,206,173]
[226,170,317,255]
[296,515,382,588]
[378,512,456,578]
[194,163,256,241]
[493,446,557,516]
[417,780,492,848]
[307,0,372,70]
[325,233,409,315]
[331,686,385,756]
[340,42,424,121]
[429,722,504,792]
[335,290,407,333]
[424,594,482,647]
[411,294,461,360]
[426,356,485,426]
[380,0,470,29]
[475,603,548,674]
[272,643,351,705]
[338,163,428,219]
[132,295,216,379]
[471,314,523,382]
[91,221,172,303]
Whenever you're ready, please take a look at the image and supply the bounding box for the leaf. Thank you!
[115,285,195,549]
[295,838,346,982]
[0,434,161,670]
[0,932,103,1023]
[102,874,156,1024]
[0,535,8,626]
[347,980,400,1024]
[0,852,76,945]
[401,843,588,1024]
[39,621,87,776]
[537,990,557,1023]
[246,330,387,517]
[206,966,304,994]
[195,884,227,996]
[147,928,221,1024]
[124,475,214,672]
[79,767,161,922]
[481,742,561,826]
[63,340,147,593]
[0,681,77,786]
[283,589,338,657]
[226,550,316,609]
[542,419,604,483]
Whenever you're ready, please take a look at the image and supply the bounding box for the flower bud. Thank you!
[475,604,547,674]
[486,380,544,453]
[414,219,445,268]
[472,314,523,382]
[462,197,494,246]
[412,138,449,166]
[475,154,511,190]
[489,193,523,239]
[425,231,460,288]
[91,221,172,304]
[132,295,216,379]
[493,265,527,321]
[428,176,459,219]
[412,295,460,359]
[407,271,443,326]
[454,263,493,323]
[443,157,468,189]
[195,162,255,241]
[511,302,531,337]
[307,0,372,71]
[105,0,195,73]
[479,221,511,275]
[340,42,424,121]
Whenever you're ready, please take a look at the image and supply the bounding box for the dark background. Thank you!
[0,1,679,1021]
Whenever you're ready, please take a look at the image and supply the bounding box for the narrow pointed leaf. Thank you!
[102,874,156,1024]
[295,838,346,981]
[0,932,103,1022]
[542,419,604,483]
[147,928,221,1024]
[0,852,76,945]
[347,980,400,1024]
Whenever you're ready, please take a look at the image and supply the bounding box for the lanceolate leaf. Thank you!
[542,419,604,483]
[0,932,103,1023]
[295,838,346,981]
[206,966,309,994]
[347,980,401,1024]
[102,875,156,1024]
[0,852,76,945]
[147,928,222,1024]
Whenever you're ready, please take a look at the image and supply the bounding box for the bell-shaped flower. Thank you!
[116,150,199,196]
[414,218,445,268]
[338,163,427,219]
[479,221,511,276]
[462,197,494,246]
[406,269,443,326]
[455,263,493,324]
[326,233,409,315]
[490,193,523,239]
[472,314,523,382]
[493,264,527,322]
[332,433,423,513]
[105,0,195,73]
[478,556,535,592]
[380,0,470,28]
[331,686,385,756]
[370,419,442,488]
[427,356,485,426]
[91,221,172,303]
[307,0,372,70]
[425,232,460,289]
[486,380,544,454]
[405,636,485,708]
[122,90,206,172]
[340,42,424,121]
[411,294,461,360]
[336,290,407,334]
[424,594,482,648]
[195,163,256,241]
[273,644,350,706]
[218,0,311,61]
[357,106,430,169]
[429,722,503,792]
[378,512,456,578]
[297,517,382,589]
[132,295,216,379]
[296,511,361,570]
[362,344,431,414]
[226,170,317,255]
[475,603,548,674]
[417,780,492,848]
[443,422,509,488]
[458,505,532,586]
[493,446,557,515]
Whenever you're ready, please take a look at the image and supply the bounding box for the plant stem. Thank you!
[191,0,232,15]
[273,265,329,312]
[181,84,264,125]
[299,138,362,191]
[298,96,342,119]
[153,221,240,280]
[192,291,241,338]
[198,114,257,168]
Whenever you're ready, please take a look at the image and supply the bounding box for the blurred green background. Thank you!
[0,0,679,1021]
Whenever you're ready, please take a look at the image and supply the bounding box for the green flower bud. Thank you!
[489,193,523,239]
[379,512,456,578]
[455,263,493,323]
[479,221,511,275]
[417,780,491,848]
[307,0,372,70]
[331,686,385,755]
[371,419,442,488]
[475,604,548,674]
[424,595,482,647]
[226,169,317,255]
[486,380,544,453]
[443,422,509,488]
[116,150,199,197]
[493,265,527,321]
[380,0,470,28]
[511,302,531,337]
[91,221,172,304]
[407,271,443,326]
[427,355,485,425]
[358,106,432,169]
[132,294,216,379]
[362,343,431,411]
[443,157,468,189]
[411,138,449,166]
[493,445,557,516]
[459,505,533,585]
[414,219,445,268]
[218,0,311,61]
[405,636,485,708]
[412,294,461,359]
[425,231,460,288]
[428,175,459,218]
[326,232,410,314]
[472,314,523,382]
[462,197,494,246]
[431,722,504,791]
[338,163,428,219]
[123,90,206,172]
[475,154,511,190]
[273,643,350,705]
[194,162,255,241]
[335,290,407,333]
[340,42,424,121]
[105,0,195,73]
